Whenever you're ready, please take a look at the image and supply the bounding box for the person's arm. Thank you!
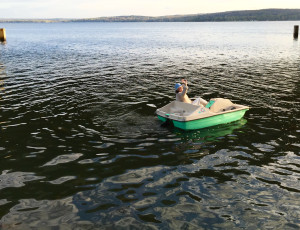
[181,79,187,86]
[180,79,188,95]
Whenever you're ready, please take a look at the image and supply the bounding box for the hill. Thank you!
[71,9,300,22]
[1,9,300,23]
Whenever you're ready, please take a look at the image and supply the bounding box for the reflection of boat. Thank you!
[172,119,247,159]
[176,118,247,141]
[156,98,249,130]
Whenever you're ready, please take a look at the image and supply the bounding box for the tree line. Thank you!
[1,9,300,23]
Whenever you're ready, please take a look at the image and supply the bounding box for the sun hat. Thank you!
[175,83,182,91]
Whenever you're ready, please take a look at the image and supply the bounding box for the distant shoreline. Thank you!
[1,9,300,23]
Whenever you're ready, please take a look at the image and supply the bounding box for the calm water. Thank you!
[0,22,299,229]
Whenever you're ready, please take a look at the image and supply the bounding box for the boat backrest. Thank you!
[209,98,234,113]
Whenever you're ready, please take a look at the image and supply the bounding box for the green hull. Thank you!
[158,109,248,130]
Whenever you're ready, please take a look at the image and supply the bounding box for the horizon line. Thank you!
[0,8,299,20]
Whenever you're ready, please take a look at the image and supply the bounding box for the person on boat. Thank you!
[175,79,208,107]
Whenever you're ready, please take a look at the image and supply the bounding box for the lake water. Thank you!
[0,21,299,229]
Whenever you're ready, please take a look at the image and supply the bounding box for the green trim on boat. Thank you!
[205,100,215,108]
[157,109,248,130]
[158,115,167,123]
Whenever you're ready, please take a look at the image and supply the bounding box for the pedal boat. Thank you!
[156,98,249,130]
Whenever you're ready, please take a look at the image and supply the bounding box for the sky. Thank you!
[0,0,300,19]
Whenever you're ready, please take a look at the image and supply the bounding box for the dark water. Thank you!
[0,22,299,229]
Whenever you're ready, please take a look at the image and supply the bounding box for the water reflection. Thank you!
[0,197,84,229]
[0,63,6,130]
[174,119,247,142]
[0,63,5,96]
[168,119,248,162]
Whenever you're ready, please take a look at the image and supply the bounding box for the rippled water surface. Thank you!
[0,22,299,229]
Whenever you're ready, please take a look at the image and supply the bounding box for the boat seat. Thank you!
[209,98,234,113]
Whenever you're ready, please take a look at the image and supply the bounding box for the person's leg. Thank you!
[199,98,208,106]
[192,97,208,107]
[192,98,202,106]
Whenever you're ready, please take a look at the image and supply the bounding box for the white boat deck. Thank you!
[156,98,249,122]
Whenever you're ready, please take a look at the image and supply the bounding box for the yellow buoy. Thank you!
[0,28,6,42]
